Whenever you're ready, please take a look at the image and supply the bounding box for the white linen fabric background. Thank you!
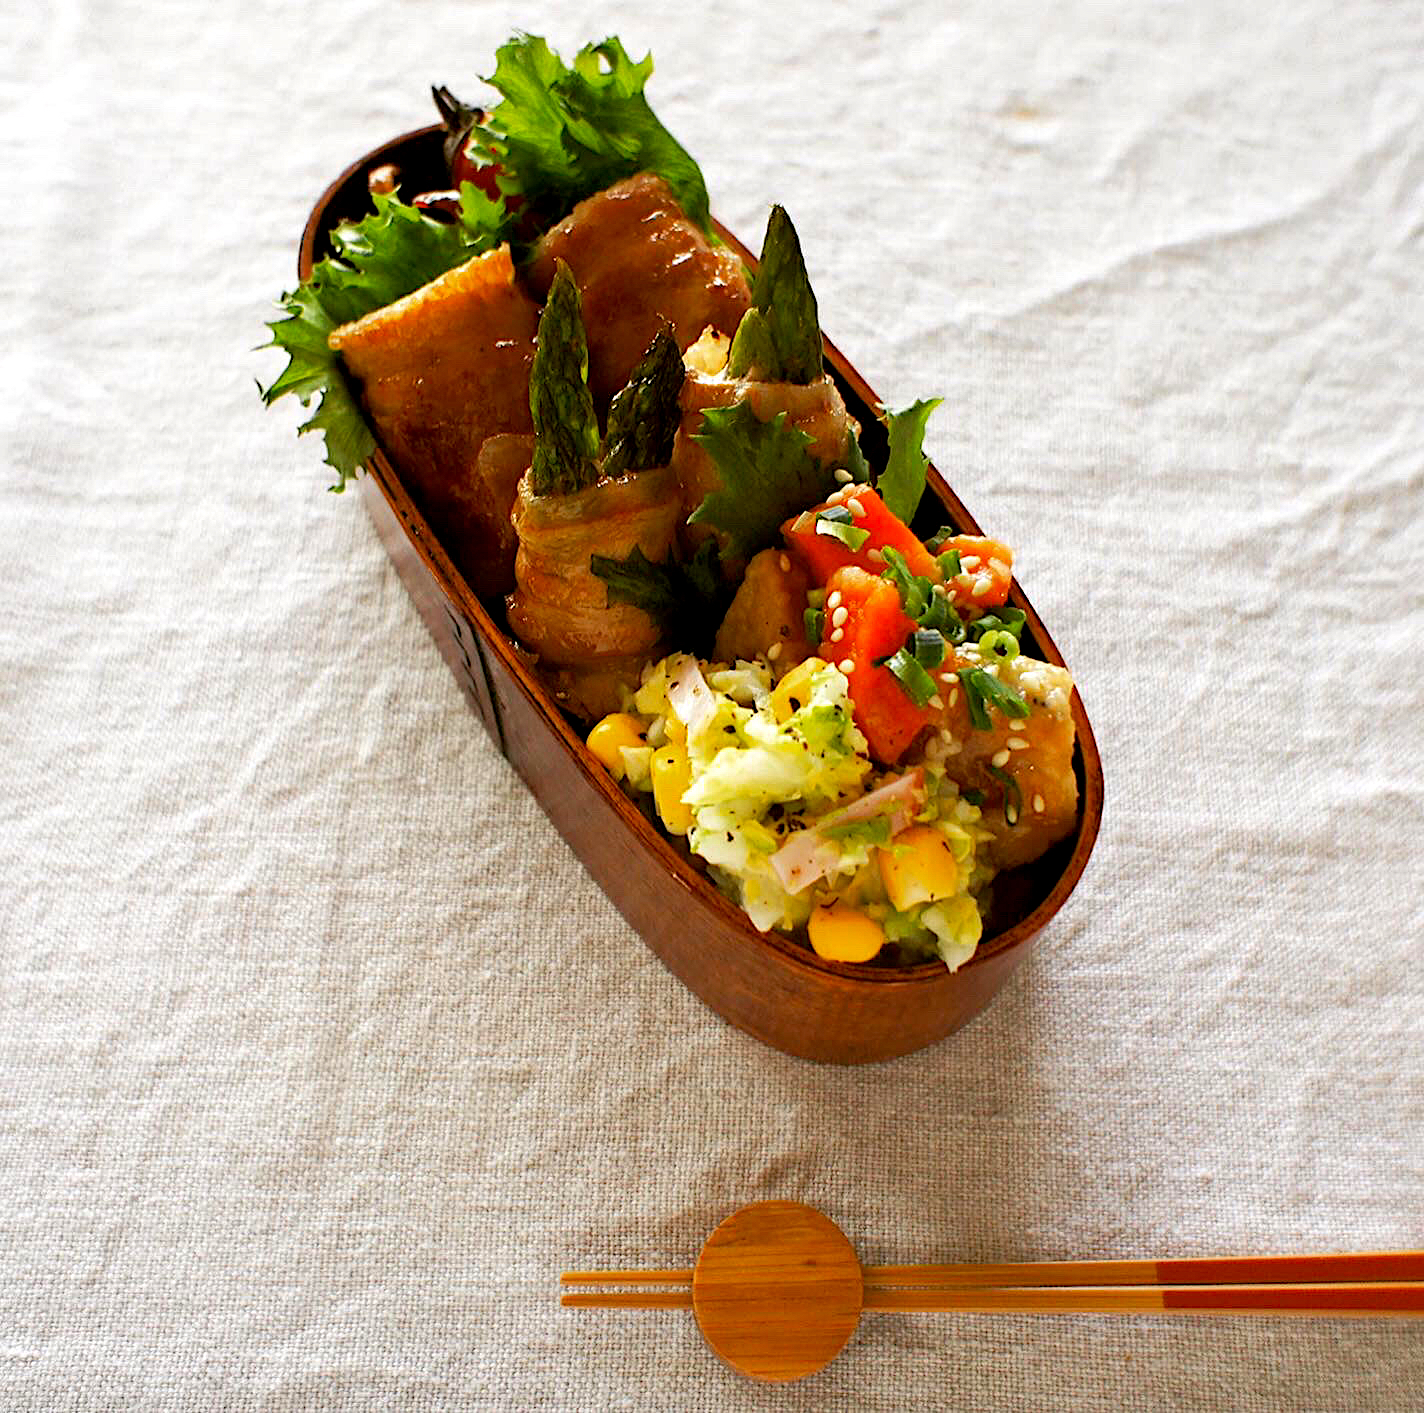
[2,1,1421,1408]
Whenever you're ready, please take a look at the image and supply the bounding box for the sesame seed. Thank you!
[991,748,1011,768]
[777,553,791,573]
[972,576,993,598]
[960,555,982,571]
[833,467,854,484]
[988,557,1010,578]
[928,694,944,711]
[829,627,844,643]
[847,497,865,518]
[867,548,885,564]
[1007,736,1028,750]
[767,643,782,662]
[831,605,848,628]
[1032,793,1045,813]
[939,729,953,744]
[838,659,855,674]
[948,687,959,707]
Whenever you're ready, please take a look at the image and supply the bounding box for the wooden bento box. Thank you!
[298,126,1104,1065]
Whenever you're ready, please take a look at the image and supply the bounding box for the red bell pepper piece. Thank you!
[823,566,939,765]
[936,534,1013,610]
[782,486,940,585]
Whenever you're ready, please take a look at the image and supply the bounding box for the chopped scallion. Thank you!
[976,629,1019,664]
[967,606,1026,643]
[804,606,825,646]
[910,629,946,669]
[956,667,1031,729]
[882,648,938,707]
[815,508,870,551]
[987,763,1023,827]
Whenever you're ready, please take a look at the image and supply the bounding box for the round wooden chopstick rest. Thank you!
[691,1201,864,1382]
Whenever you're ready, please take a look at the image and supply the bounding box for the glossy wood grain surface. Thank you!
[299,127,1104,1064]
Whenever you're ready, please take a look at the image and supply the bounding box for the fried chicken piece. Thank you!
[524,174,751,405]
[932,653,1078,871]
[713,548,813,676]
[329,246,539,597]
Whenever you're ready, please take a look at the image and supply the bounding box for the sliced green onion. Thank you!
[879,546,931,620]
[883,648,938,707]
[910,629,946,669]
[956,667,1031,729]
[937,549,962,578]
[919,591,965,642]
[803,606,824,646]
[976,629,1019,663]
[987,763,1023,827]
[925,526,959,552]
[815,510,870,552]
[968,606,1026,643]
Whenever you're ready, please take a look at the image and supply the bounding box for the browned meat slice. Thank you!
[329,246,539,596]
[713,548,813,676]
[525,174,751,405]
[507,464,682,719]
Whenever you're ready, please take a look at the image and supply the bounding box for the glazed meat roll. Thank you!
[329,245,539,598]
[524,172,751,405]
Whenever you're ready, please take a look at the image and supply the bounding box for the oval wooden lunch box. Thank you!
[297,126,1104,1065]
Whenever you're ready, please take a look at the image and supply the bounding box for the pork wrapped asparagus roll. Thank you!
[507,262,686,719]
[673,207,860,550]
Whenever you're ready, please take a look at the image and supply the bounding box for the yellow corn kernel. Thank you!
[770,657,826,723]
[808,903,886,963]
[878,824,961,912]
[586,713,645,779]
[650,745,694,834]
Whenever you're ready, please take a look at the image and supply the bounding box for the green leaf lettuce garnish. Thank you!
[471,34,711,235]
[688,402,838,563]
[875,397,942,525]
[259,185,508,489]
[590,540,725,651]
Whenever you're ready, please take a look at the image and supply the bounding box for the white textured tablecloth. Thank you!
[3,2,1422,1407]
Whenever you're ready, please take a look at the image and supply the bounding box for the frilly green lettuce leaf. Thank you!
[259,185,508,489]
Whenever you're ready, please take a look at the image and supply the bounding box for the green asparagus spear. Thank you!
[726,205,823,384]
[528,260,601,495]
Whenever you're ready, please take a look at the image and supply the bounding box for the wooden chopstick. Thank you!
[560,1268,694,1286]
[560,1283,1424,1316]
[562,1250,1424,1291]
[560,1251,1424,1314]
[862,1250,1424,1290]
[562,1290,694,1309]
[862,1283,1424,1317]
